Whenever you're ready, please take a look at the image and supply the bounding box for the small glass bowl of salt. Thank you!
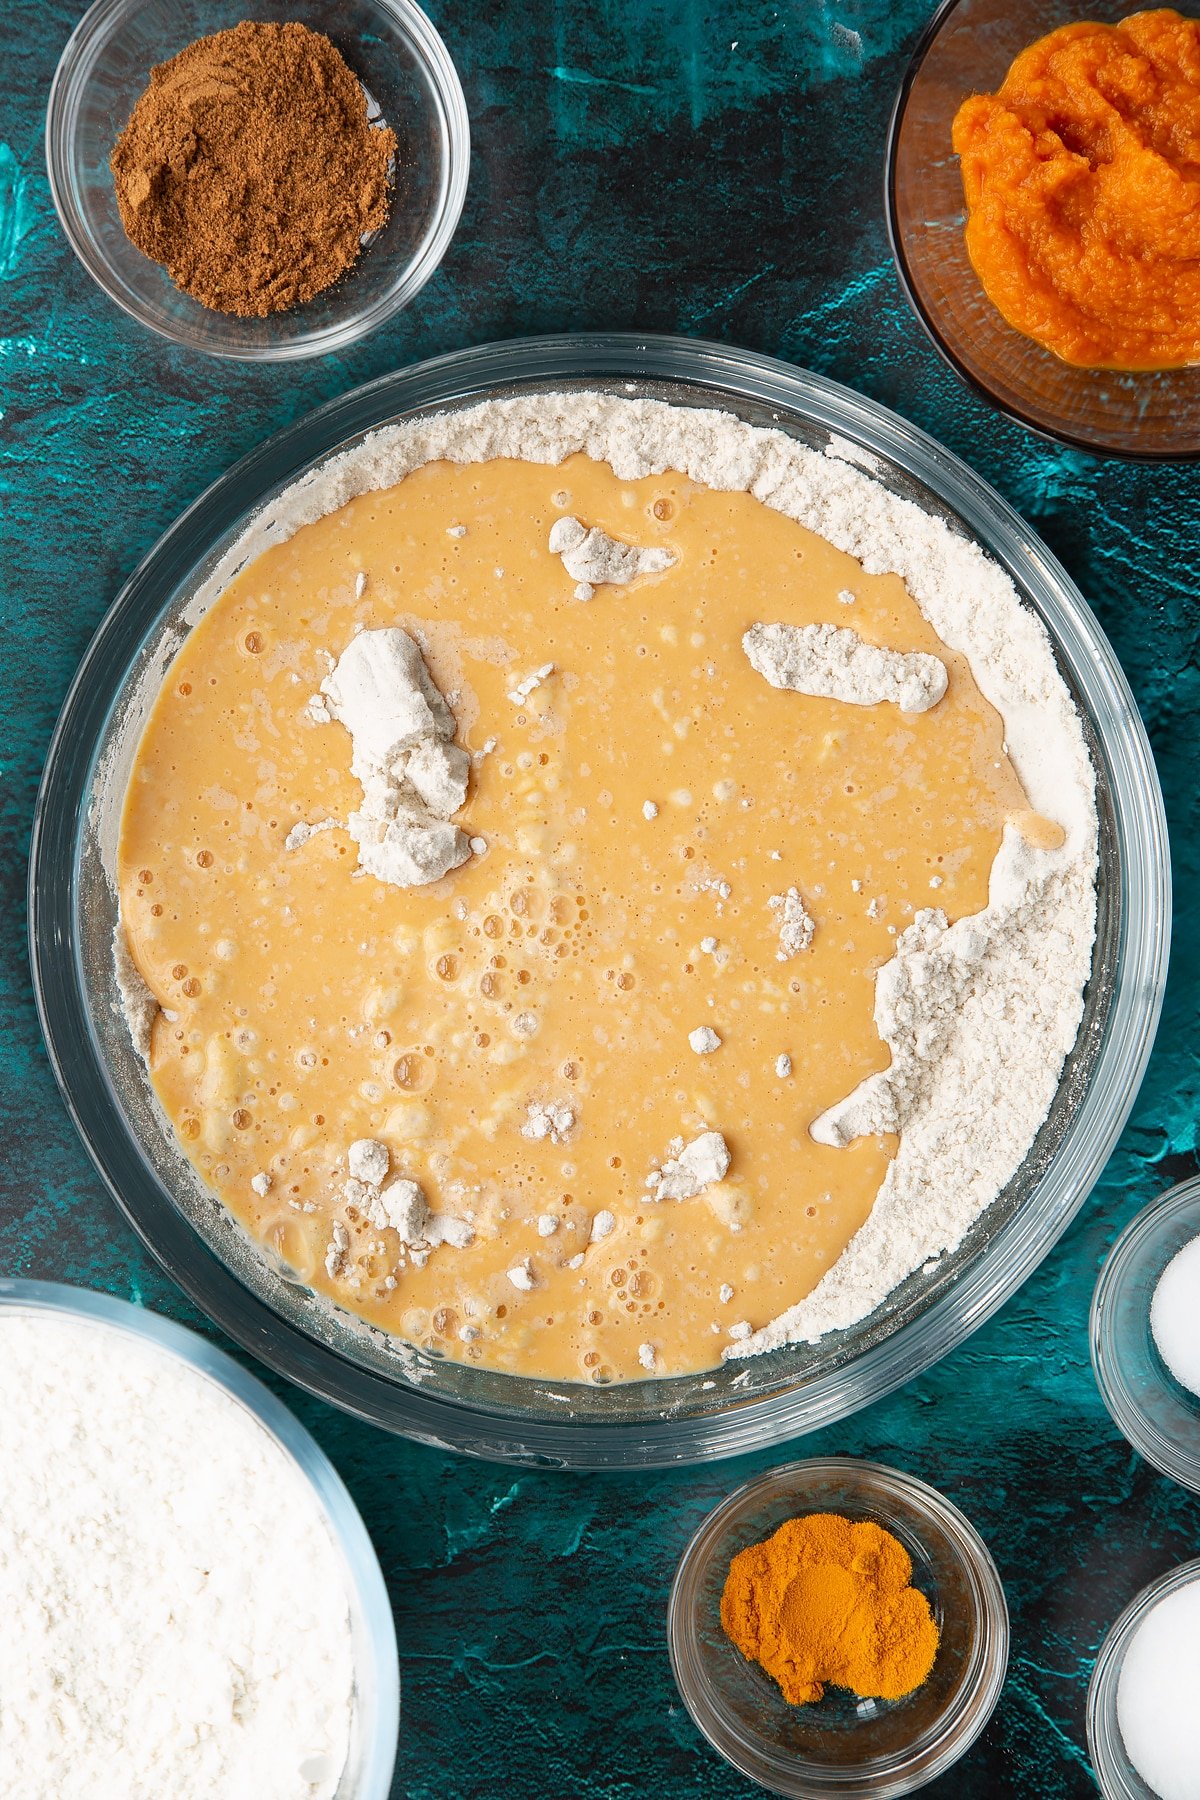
[1088,1557,1200,1800]
[1091,1175,1200,1494]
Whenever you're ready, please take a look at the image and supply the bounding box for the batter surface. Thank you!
[117,448,1061,1383]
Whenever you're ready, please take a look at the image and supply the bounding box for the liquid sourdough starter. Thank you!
[115,395,1098,1385]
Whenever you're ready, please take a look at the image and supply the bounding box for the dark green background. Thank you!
[3,2,1197,1793]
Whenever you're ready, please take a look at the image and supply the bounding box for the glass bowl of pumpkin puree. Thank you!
[887,0,1200,458]
[668,1458,1009,1797]
[29,335,1169,1467]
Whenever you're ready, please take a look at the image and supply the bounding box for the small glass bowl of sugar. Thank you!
[1088,1558,1200,1800]
[1091,1176,1200,1494]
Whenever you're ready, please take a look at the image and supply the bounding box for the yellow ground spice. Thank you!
[720,1512,939,1705]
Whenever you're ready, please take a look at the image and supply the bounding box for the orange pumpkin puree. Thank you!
[953,10,1200,369]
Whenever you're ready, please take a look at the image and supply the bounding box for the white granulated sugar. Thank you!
[1117,1581,1200,1800]
[347,1138,390,1185]
[648,1131,731,1202]
[548,514,676,587]
[250,1170,272,1197]
[0,1312,354,1800]
[769,887,815,959]
[744,621,948,714]
[507,1259,536,1291]
[316,627,470,889]
[689,1026,721,1055]
[521,1099,575,1144]
[1150,1234,1200,1399]
[165,391,1096,1358]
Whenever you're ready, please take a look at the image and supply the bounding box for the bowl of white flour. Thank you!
[0,1280,399,1798]
[29,333,1172,1467]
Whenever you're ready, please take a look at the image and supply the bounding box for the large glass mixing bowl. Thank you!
[29,335,1170,1467]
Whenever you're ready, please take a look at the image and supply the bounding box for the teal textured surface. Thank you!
[2,2,1198,1794]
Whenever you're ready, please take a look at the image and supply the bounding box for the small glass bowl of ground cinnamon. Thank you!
[668,1459,1009,1798]
[47,0,468,359]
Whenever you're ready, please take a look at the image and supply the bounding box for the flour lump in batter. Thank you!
[307,626,473,888]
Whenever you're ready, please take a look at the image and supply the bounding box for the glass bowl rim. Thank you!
[43,0,471,363]
[28,330,1171,1467]
[666,1454,1010,1797]
[0,1275,400,1798]
[883,0,1200,464]
[1086,1554,1200,1800]
[1090,1175,1200,1494]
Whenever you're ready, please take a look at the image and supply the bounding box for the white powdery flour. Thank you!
[318,626,471,888]
[0,1310,355,1800]
[149,389,1097,1362]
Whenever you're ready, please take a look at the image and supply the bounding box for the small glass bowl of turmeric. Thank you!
[668,1458,1008,1798]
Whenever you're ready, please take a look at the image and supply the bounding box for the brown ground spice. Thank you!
[110,21,397,318]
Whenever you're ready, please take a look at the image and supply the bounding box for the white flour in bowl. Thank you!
[0,1308,355,1800]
